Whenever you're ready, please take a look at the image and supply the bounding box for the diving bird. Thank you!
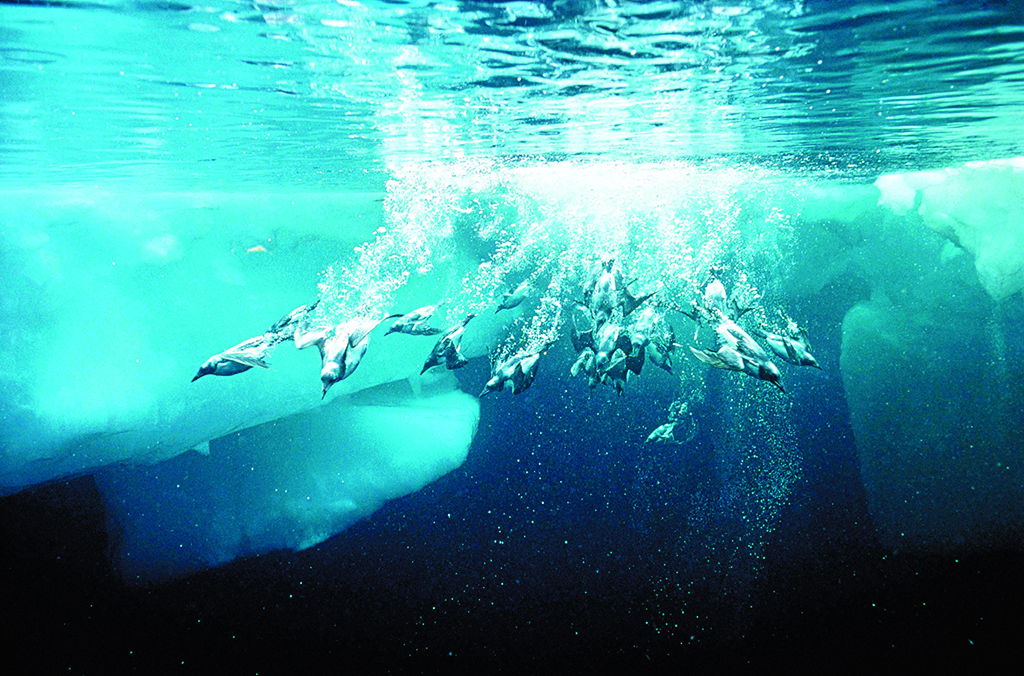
[690,313,785,391]
[600,348,630,394]
[480,340,555,396]
[646,342,673,374]
[590,321,638,393]
[316,323,352,398]
[293,305,333,352]
[714,316,766,357]
[632,307,677,374]
[755,327,822,369]
[650,325,680,374]
[570,346,598,388]
[689,342,784,392]
[582,255,611,302]
[625,331,646,377]
[689,343,744,372]
[340,314,402,388]
[621,285,656,317]
[264,299,321,345]
[683,277,753,327]
[584,254,655,324]
[496,280,531,313]
[304,313,400,398]
[593,321,633,373]
[339,315,393,380]
[192,335,273,381]
[568,307,600,388]
[645,422,678,444]
[704,278,728,316]
[716,316,784,390]
[386,304,443,336]
[193,299,322,381]
[421,313,475,373]
[587,255,625,324]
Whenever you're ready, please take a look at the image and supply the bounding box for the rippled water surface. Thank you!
[2,0,1024,186]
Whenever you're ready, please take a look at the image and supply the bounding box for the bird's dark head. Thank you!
[321,365,340,398]
[760,363,785,392]
[191,361,214,382]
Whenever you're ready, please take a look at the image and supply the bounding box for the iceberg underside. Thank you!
[3,157,1024,580]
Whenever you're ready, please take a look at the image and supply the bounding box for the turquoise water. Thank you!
[2,0,1024,671]
[3,0,1024,187]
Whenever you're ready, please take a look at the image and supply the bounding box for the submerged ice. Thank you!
[2,156,1023,579]
[97,375,478,580]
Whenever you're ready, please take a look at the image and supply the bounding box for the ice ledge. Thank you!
[876,157,1024,300]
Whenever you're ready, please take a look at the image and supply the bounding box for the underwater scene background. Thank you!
[2,0,1024,672]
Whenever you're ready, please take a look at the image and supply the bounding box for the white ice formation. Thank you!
[2,157,1023,579]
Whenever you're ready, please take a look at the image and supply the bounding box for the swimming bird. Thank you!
[683,278,754,328]
[713,316,775,365]
[584,255,655,324]
[645,422,677,444]
[569,346,598,388]
[305,313,400,398]
[689,343,745,372]
[600,348,630,394]
[193,299,322,381]
[593,320,634,371]
[582,255,612,302]
[590,321,638,393]
[293,305,332,352]
[755,327,822,369]
[421,313,475,373]
[192,335,273,382]
[386,304,443,336]
[625,331,646,377]
[264,299,321,345]
[690,313,785,391]
[568,318,629,392]
[632,307,676,374]
[480,340,555,396]
[647,340,673,374]
[704,278,728,316]
[621,285,657,317]
[496,280,531,313]
[343,314,403,388]
[689,342,784,392]
[587,256,624,325]
[567,307,600,387]
[316,323,352,398]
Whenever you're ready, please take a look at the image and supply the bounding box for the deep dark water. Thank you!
[2,430,1020,672]
[3,277,1021,673]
